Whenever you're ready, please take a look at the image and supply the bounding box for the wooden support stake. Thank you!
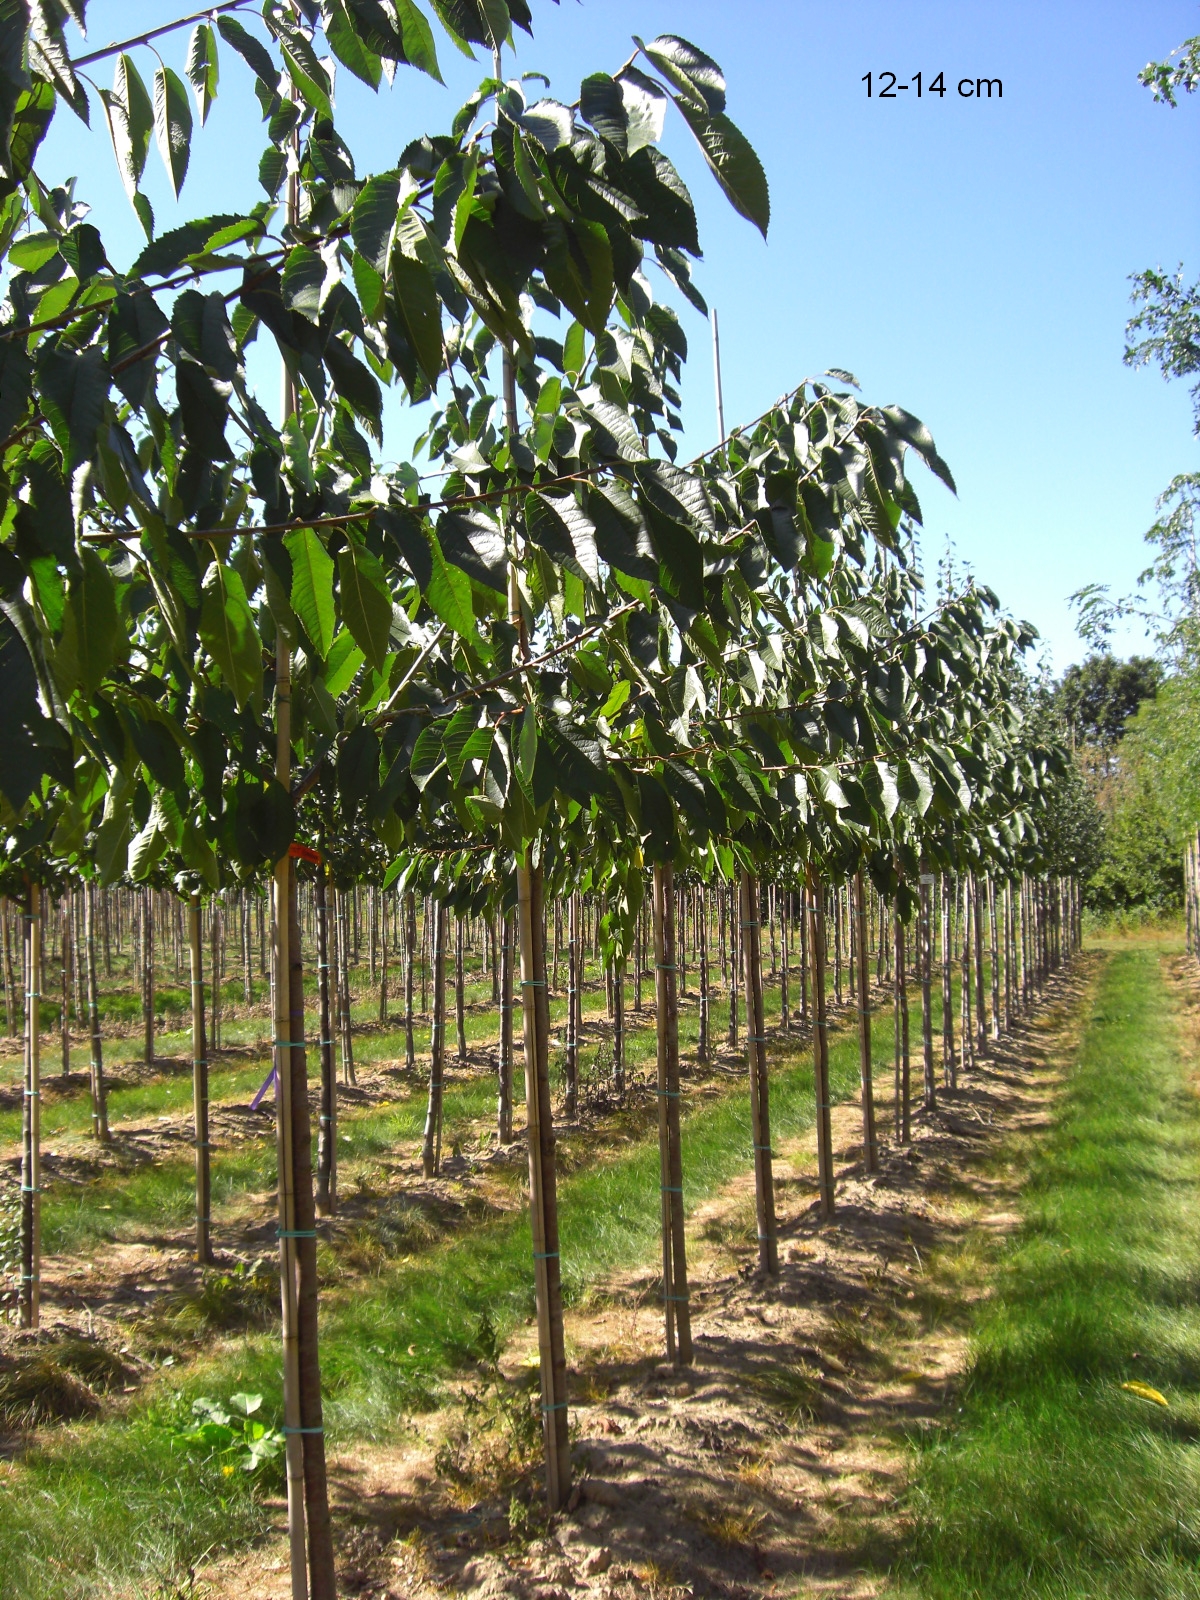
[19,881,41,1328]
[188,893,212,1266]
[853,873,878,1174]
[807,872,836,1216]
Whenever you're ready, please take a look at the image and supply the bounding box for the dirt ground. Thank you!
[184,958,1095,1600]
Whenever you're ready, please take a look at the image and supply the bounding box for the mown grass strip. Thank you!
[898,942,1200,1600]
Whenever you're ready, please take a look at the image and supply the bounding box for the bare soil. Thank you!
[188,957,1096,1600]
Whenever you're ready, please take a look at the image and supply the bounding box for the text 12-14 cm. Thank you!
[862,72,1002,98]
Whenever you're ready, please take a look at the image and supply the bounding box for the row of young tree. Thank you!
[0,2,1089,1594]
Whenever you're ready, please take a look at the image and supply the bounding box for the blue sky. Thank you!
[44,0,1200,668]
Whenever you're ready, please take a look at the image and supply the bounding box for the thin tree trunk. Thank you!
[942,876,956,1089]
[287,854,336,1600]
[85,884,109,1143]
[19,882,41,1327]
[404,892,416,1069]
[808,871,836,1216]
[60,896,71,1081]
[853,872,878,1173]
[498,909,513,1142]
[973,873,987,1055]
[920,874,936,1114]
[564,893,579,1119]
[188,893,213,1266]
[697,889,709,1062]
[741,870,778,1272]
[894,910,910,1144]
[422,899,447,1177]
[315,866,336,1217]
[455,915,467,1065]
[654,863,693,1360]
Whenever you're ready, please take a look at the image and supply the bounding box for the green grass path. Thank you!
[899,940,1200,1599]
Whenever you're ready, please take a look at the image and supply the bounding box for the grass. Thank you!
[897,940,1200,1599]
[0,980,866,1599]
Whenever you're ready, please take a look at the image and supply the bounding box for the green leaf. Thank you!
[102,54,153,205]
[281,243,324,320]
[580,73,627,156]
[324,0,383,88]
[673,99,769,239]
[410,722,444,791]
[185,23,219,125]
[617,67,666,154]
[426,534,475,639]
[277,30,333,121]
[640,34,726,114]
[562,319,585,381]
[324,338,383,439]
[0,338,31,441]
[153,66,193,198]
[351,171,399,276]
[394,0,443,80]
[337,541,393,672]
[37,342,107,471]
[391,251,444,383]
[56,548,121,696]
[516,704,537,800]
[284,527,335,660]
[216,16,280,92]
[200,560,262,711]
[0,0,32,183]
[323,628,365,696]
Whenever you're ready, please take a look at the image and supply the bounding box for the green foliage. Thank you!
[1056,653,1163,754]
[168,1391,285,1479]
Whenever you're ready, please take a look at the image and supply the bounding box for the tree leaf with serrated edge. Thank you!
[324,338,382,438]
[531,493,600,586]
[37,342,106,471]
[284,527,335,659]
[640,34,725,114]
[337,540,393,671]
[0,1,31,182]
[618,66,666,155]
[516,704,537,800]
[281,242,323,319]
[153,66,192,198]
[437,507,506,593]
[577,387,646,461]
[324,628,365,697]
[443,703,480,785]
[391,251,444,384]
[580,73,627,156]
[897,759,934,815]
[216,16,279,91]
[672,98,768,238]
[325,0,383,88]
[351,171,399,275]
[872,759,900,820]
[410,722,444,791]
[200,560,262,711]
[185,23,219,125]
[56,547,120,697]
[426,533,475,638]
[102,53,152,205]
[879,405,956,494]
[392,0,442,79]
[0,338,31,442]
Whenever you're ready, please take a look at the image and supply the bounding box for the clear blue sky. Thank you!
[43,0,1200,668]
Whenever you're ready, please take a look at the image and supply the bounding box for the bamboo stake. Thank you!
[741,870,778,1273]
[894,908,910,1143]
[941,876,956,1089]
